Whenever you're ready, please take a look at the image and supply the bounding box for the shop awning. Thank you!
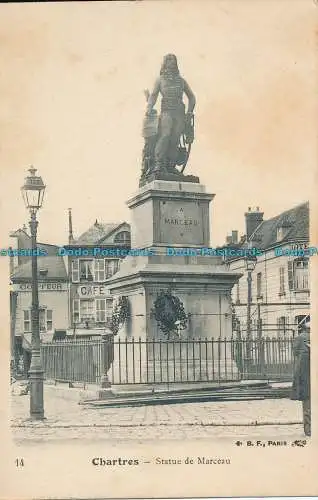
[22,331,54,350]
[66,328,112,337]
[22,333,32,352]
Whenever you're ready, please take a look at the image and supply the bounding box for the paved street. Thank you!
[10,383,305,444]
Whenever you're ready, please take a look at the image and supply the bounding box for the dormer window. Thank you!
[276,217,292,242]
[114,231,131,245]
[276,226,289,242]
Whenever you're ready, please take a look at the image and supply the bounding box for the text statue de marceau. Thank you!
[140,54,199,186]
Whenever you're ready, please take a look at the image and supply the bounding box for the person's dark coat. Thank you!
[290,330,310,401]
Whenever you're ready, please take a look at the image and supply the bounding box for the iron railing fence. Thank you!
[41,335,295,385]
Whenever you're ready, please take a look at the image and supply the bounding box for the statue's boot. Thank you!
[166,163,181,175]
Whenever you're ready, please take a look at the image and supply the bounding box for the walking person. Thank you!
[290,319,311,436]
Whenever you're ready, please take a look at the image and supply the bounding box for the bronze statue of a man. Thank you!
[145,54,196,173]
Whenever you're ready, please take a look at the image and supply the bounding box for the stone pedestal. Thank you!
[106,180,242,384]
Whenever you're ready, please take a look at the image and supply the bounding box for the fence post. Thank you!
[257,317,265,379]
[98,334,114,399]
[235,321,243,380]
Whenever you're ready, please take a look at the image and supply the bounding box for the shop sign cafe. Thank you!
[76,285,109,297]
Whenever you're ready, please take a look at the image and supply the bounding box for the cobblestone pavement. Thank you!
[10,384,305,443]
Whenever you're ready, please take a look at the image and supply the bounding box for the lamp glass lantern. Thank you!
[245,254,257,272]
[21,166,46,212]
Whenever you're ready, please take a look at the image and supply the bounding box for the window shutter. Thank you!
[287,261,294,290]
[72,259,80,282]
[73,298,80,322]
[93,259,96,281]
[47,310,53,330]
[94,259,105,281]
[106,298,113,320]
[101,260,105,281]
[279,266,286,294]
[105,260,110,278]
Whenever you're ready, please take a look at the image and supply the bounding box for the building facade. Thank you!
[65,217,131,338]
[9,228,69,372]
[224,202,310,336]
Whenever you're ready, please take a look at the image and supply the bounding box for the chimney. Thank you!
[245,207,264,240]
[231,230,238,244]
[68,208,74,244]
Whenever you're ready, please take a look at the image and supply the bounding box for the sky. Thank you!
[0,0,317,249]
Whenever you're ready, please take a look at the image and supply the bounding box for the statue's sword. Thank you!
[180,142,191,173]
[180,113,194,173]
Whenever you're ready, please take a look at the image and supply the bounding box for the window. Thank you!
[295,315,309,333]
[80,299,94,320]
[23,310,31,332]
[276,227,289,241]
[288,258,309,290]
[73,298,113,325]
[277,316,288,335]
[72,259,79,282]
[79,260,94,281]
[114,231,131,245]
[294,259,309,290]
[105,259,119,278]
[39,309,53,332]
[256,272,262,298]
[279,266,285,295]
[94,259,105,282]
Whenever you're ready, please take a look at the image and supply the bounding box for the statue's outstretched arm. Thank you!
[146,78,160,114]
[183,79,196,113]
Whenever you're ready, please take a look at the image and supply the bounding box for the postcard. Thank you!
[1,0,317,498]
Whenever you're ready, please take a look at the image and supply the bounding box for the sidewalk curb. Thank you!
[44,379,278,402]
[80,387,291,408]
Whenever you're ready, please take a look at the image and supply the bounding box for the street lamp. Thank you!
[21,166,46,420]
[245,254,257,366]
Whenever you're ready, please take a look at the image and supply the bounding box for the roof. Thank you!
[249,201,309,250]
[74,221,129,245]
[11,256,67,281]
[38,243,62,257]
[221,201,309,258]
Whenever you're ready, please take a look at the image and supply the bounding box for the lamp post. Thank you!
[245,254,257,367]
[256,295,265,378]
[21,167,46,420]
[256,296,262,341]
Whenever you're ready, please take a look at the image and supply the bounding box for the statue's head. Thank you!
[160,54,179,76]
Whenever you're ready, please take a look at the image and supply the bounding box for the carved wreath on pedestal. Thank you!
[110,296,130,335]
[152,290,188,337]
